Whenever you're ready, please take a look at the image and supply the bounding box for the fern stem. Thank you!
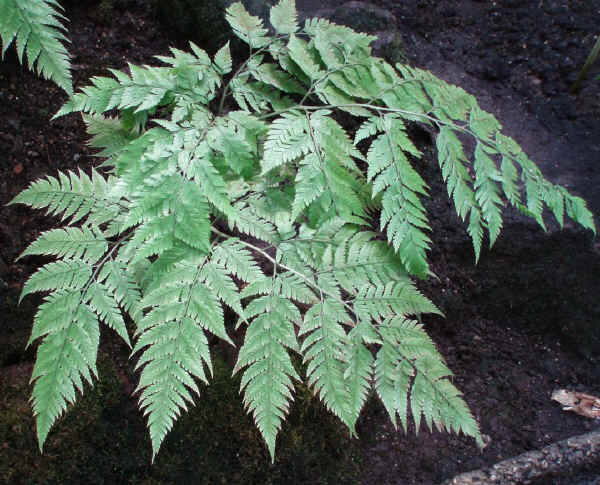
[42,233,128,419]
[298,62,367,106]
[211,227,357,325]
[217,38,282,116]
[292,102,526,177]
[80,234,129,300]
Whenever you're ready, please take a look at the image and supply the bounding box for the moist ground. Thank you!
[1,1,599,484]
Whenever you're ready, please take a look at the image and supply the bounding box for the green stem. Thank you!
[210,227,357,325]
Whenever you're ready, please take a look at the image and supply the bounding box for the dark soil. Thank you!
[1,1,599,484]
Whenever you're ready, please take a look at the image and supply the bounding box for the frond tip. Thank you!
[29,291,100,450]
[0,0,73,94]
[235,294,301,461]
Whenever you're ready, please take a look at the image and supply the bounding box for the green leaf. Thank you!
[225,2,269,48]
[173,181,211,253]
[86,282,131,346]
[344,325,374,425]
[211,239,265,283]
[367,116,430,277]
[376,317,481,444]
[270,0,298,35]
[134,315,211,461]
[236,294,300,460]
[214,41,232,75]
[15,6,596,463]
[9,169,118,225]
[18,226,108,264]
[21,260,92,302]
[300,300,354,430]
[262,110,309,174]
[473,143,503,247]
[0,0,72,93]
[30,296,99,450]
[253,62,305,94]
[287,34,322,80]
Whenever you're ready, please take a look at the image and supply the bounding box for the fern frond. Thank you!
[283,110,367,225]
[21,259,92,302]
[365,115,430,276]
[29,290,99,450]
[133,315,211,461]
[262,110,309,173]
[19,226,108,264]
[9,169,120,226]
[473,143,503,247]
[235,294,300,460]
[290,153,325,219]
[125,216,178,264]
[287,34,322,80]
[242,190,295,237]
[300,300,354,429]
[269,0,298,35]
[15,1,596,463]
[353,281,441,323]
[252,62,305,95]
[86,282,130,346]
[211,239,265,283]
[495,133,595,234]
[564,190,595,234]
[227,202,279,243]
[200,260,245,317]
[207,121,260,178]
[374,327,412,430]
[57,45,219,118]
[231,77,296,112]
[83,114,137,158]
[375,317,481,443]
[213,41,232,75]
[0,0,72,93]
[98,259,142,319]
[133,258,235,459]
[305,16,375,55]
[344,325,374,424]
[435,126,484,260]
[173,181,212,252]
[225,2,268,49]
[242,271,316,305]
[187,144,233,215]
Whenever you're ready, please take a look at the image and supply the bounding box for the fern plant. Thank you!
[12,0,595,462]
[0,0,72,93]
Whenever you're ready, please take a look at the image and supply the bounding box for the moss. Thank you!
[148,356,363,484]
[0,287,364,483]
[0,349,363,484]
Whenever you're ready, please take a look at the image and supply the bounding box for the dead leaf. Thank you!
[552,389,600,419]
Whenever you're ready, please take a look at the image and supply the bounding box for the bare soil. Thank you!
[1,1,599,484]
